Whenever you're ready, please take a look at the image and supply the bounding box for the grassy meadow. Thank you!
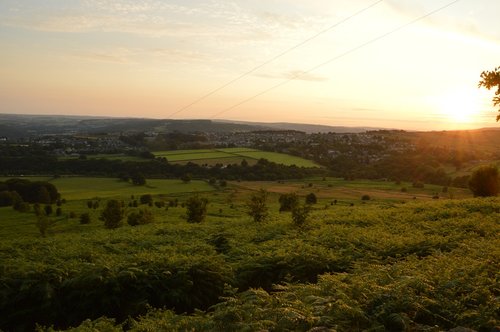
[0,176,498,331]
[154,148,320,167]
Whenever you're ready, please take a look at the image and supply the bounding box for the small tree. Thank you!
[100,199,124,229]
[181,173,192,184]
[131,171,146,186]
[140,194,153,205]
[246,189,269,222]
[469,165,499,197]
[305,192,317,205]
[36,214,52,237]
[127,209,154,226]
[279,192,299,212]
[291,203,311,228]
[80,212,91,224]
[185,196,208,223]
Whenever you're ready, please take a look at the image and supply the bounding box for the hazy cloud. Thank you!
[257,70,328,82]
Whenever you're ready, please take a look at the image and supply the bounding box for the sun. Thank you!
[436,88,483,124]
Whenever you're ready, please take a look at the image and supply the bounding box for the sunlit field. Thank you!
[154,148,321,168]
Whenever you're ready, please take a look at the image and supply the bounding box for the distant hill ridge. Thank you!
[0,113,498,138]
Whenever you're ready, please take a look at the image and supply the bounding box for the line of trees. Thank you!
[0,156,322,181]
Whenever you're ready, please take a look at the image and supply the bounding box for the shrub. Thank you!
[181,173,192,183]
[35,215,52,237]
[279,192,299,212]
[79,213,91,224]
[140,194,153,205]
[469,165,499,197]
[100,200,124,229]
[361,194,371,201]
[127,209,154,226]
[305,193,317,205]
[291,203,311,227]
[246,189,269,222]
[185,196,208,223]
[154,201,165,208]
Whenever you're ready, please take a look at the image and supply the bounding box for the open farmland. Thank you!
[154,148,320,167]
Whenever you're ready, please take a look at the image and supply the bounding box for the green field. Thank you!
[0,176,498,331]
[154,148,320,167]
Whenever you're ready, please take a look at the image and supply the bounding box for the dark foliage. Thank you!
[100,200,124,229]
[0,178,59,204]
[469,165,499,197]
[279,192,299,212]
[127,209,154,226]
[185,196,208,223]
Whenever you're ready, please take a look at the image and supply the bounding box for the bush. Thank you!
[246,189,269,222]
[291,203,311,227]
[35,215,52,237]
[305,193,317,205]
[79,213,91,224]
[181,173,192,183]
[140,194,153,205]
[127,209,154,226]
[361,194,371,201]
[100,200,124,229]
[469,165,499,197]
[154,201,165,208]
[185,196,208,223]
[279,192,299,212]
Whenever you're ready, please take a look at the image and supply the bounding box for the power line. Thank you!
[167,0,384,118]
[210,0,462,120]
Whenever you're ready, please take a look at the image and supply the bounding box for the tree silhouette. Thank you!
[100,199,124,229]
[469,165,499,197]
[479,66,500,121]
[185,196,208,223]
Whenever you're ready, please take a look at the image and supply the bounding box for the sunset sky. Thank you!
[1,0,499,130]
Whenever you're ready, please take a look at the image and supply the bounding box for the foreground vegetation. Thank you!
[0,175,498,331]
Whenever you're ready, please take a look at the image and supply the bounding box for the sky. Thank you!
[1,0,500,131]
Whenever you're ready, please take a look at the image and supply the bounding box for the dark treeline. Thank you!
[0,178,59,205]
[0,156,322,181]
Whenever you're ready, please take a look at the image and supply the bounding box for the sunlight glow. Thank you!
[436,89,484,124]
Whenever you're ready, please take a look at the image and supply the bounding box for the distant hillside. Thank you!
[0,114,270,138]
[217,120,380,133]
